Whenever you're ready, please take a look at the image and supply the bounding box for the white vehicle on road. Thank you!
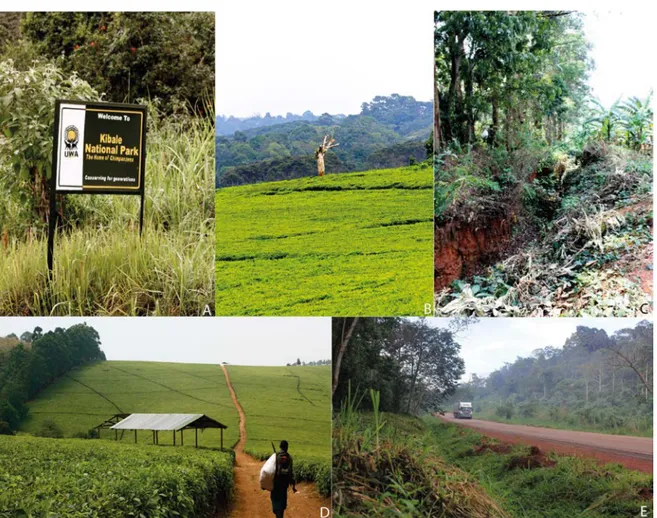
[453,401,473,419]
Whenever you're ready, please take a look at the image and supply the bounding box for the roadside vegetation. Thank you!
[333,397,509,517]
[216,165,433,316]
[426,419,652,518]
[0,13,214,316]
[0,435,233,517]
[448,321,653,437]
[434,11,653,317]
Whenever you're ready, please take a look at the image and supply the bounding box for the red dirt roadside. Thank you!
[220,364,330,517]
[439,414,653,473]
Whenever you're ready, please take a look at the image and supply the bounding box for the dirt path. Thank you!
[439,414,653,473]
[220,365,330,517]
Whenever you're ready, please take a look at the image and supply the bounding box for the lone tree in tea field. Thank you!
[315,135,338,176]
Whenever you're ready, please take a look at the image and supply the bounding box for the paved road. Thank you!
[439,414,653,473]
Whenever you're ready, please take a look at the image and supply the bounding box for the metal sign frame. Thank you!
[47,99,148,278]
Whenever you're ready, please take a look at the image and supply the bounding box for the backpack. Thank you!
[275,451,291,479]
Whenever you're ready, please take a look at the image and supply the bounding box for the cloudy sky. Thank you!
[0,318,330,366]
[216,6,651,117]
[217,0,434,117]
[428,318,647,381]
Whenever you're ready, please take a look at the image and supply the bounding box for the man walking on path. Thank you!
[271,440,297,518]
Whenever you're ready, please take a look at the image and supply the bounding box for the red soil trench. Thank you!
[435,216,514,291]
[220,365,330,518]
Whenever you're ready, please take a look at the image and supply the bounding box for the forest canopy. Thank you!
[449,321,653,434]
[332,318,465,415]
[0,324,105,435]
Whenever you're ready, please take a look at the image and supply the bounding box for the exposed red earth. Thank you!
[438,414,653,473]
[434,217,514,290]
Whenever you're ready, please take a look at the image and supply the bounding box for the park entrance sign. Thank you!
[48,100,148,276]
[53,100,146,193]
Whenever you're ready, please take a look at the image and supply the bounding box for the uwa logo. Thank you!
[64,125,79,158]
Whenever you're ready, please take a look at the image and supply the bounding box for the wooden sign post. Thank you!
[48,100,147,279]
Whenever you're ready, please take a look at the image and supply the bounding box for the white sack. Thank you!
[259,453,277,491]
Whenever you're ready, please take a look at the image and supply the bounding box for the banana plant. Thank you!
[617,92,653,150]
[583,98,621,143]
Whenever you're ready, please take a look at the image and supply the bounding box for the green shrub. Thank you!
[36,419,63,438]
[0,420,13,435]
[495,403,514,420]
[0,59,99,230]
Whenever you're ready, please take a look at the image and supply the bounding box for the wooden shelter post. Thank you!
[221,428,224,450]
[181,429,184,446]
[173,430,176,446]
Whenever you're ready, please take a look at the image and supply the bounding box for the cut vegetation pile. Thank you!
[333,398,509,517]
[216,165,433,315]
[0,435,233,517]
[436,145,652,316]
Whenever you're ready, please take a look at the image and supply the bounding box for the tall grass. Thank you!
[0,114,214,315]
[332,385,509,517]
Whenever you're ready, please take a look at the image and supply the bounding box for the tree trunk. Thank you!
[332,318,359,397]
[489,97,499,146]
[464,64,474,144]
[445,31,464,144]
[316,151,325,177]
[612,370,615,395]
[434,60,441,153]
[598,367,602,392]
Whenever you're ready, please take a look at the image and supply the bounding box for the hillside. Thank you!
[19,361,330,461]
[228,365,330,462]
[215,165,434,316]
[216,94,432,186]
[0,335,20,352]
[20,360,240,447]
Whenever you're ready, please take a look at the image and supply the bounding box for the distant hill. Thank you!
[216,94,432,187]
[217,111,321,136]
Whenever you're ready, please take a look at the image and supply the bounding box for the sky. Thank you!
[0,317,331,366]
[428,318,648,382]
[584,11,653,109]
[217,0,434,117]
[216,6,652,118]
